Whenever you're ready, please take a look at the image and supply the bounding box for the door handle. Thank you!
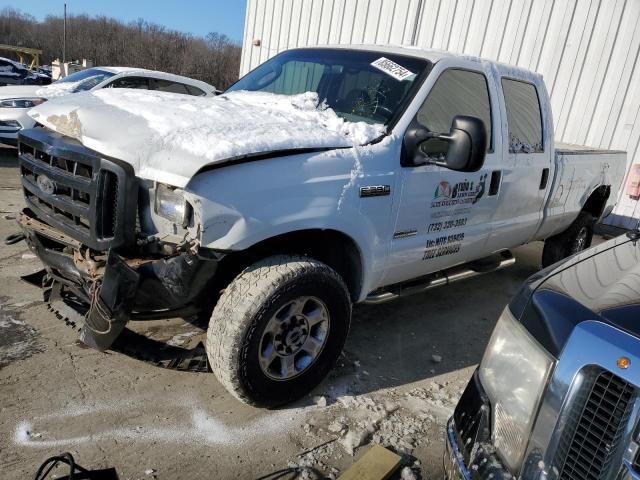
[489,170,501,196]
[540,168,550,189]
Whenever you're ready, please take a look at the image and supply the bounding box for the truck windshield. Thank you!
[225,48,430,125]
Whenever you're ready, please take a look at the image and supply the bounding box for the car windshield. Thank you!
[54,68,115,92]
[226,48,430,125]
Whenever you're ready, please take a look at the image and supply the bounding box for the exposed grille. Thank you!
[20,143,95,238]
[556,369,635,480]
[18,129,135,251]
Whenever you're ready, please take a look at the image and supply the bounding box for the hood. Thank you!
[542,235,640,324]
[28,89,386,187]
[0,85,42,100]
[511,234,640,357]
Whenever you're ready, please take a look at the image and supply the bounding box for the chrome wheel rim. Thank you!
[259,296,330,381]
[571,227,589,254]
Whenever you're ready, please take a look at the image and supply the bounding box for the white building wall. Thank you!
[241,0,640,229]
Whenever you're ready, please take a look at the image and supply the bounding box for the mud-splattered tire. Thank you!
[542,212,595,268]
[206,255,351,407]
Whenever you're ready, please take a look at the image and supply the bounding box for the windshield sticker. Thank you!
[371,57,415,81]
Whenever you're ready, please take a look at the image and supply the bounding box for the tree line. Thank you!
[0,7,242,89]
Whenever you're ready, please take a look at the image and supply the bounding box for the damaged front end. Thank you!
[16,128,220,355]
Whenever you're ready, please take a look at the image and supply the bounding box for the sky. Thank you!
[2,0,248,42]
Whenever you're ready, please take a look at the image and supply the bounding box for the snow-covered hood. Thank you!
[28,90,385,187]
[0,82,81,100]
[0,85,42,100]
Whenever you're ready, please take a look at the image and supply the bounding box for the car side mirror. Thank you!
[402,115,488,172]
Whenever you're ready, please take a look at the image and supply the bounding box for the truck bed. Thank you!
[555,142,626,155]
[538,142,627,240]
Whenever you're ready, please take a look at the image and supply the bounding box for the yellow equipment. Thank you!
[0,44,42,69]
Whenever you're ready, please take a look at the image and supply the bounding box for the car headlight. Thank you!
[478,307,554,473]
[154,183,192,226]
[0,98,47,108]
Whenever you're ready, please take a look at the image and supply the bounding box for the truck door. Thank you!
[486,78,551,251]
[382,67,502,286]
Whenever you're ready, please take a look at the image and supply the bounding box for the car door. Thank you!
[382,66,503,286]
[485,78,551,251]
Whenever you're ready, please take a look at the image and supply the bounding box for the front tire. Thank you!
[542,212,595,268]
[206,255,351,407]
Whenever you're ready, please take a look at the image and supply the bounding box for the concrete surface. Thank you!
[0,146,549,479]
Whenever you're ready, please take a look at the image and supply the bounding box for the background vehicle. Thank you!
[0,56,50,86]
[0,57,50,86]
[0,67,217,145]
[16,45,626,407]
[445,229,640,479]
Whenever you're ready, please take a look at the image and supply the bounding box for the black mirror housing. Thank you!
[402,115,488,172]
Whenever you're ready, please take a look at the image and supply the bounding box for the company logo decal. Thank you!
[431,174,487,208]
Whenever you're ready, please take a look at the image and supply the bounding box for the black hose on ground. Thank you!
[4,232,25,245]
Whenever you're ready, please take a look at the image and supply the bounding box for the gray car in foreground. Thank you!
[446,229,640,480]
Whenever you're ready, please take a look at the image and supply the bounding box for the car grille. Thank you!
[555,368,635,480]
[18,129,136,250]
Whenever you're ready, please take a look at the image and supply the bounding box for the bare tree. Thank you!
[0,7,242,89]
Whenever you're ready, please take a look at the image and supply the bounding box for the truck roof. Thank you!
[306,44,543,83]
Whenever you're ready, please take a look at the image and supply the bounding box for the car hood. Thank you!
[27,89,386,187]
[511,234,640,356]
[0,85,42,100]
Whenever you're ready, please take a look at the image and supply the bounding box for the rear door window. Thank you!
[501,79,543,153]
[108,76,150,89]
[186,85,206,96]
[152,79,190,95]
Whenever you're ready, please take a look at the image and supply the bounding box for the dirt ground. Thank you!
[0,146,550,479]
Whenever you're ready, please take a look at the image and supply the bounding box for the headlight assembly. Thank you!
[478,308,554,473]
[154,183,192,227]
[0,98,47,108]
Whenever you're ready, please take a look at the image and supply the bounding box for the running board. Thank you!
[364,250,515,304]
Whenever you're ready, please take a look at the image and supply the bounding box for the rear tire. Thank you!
[206,255,351,407]
[542,212,595,268]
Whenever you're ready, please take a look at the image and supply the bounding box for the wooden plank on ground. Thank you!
[338,444,402,480]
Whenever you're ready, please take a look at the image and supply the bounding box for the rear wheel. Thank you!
[206,255,351,407]
[542,212,595,268]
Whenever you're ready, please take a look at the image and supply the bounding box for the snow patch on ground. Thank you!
[0,304,41,368]
[14,397,305,448]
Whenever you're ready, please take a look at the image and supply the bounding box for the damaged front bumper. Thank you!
[444,371,512,480]
[17,208,220,350]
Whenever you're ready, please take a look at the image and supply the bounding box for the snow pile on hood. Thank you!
[29,89,386,187]
[35,79,88,98]
[0,85,42,100]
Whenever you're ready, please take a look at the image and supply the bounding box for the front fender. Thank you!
[184,147,394,299]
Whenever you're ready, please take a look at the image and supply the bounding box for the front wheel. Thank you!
[206,255,351,407]
[542,212,595,268]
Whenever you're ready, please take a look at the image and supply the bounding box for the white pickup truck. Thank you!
[15,45,626,406]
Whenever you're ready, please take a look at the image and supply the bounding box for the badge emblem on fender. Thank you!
[36,175,56,195]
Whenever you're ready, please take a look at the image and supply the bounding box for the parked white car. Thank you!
[0,67,217,145]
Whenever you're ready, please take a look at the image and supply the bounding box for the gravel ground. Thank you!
[0,146,546,479]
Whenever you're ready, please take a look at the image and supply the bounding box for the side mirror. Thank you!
[402,115,488,172]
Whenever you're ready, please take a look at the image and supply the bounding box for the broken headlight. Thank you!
[478,307,554,473]
[154,183,192,227]
[0,98,47,108]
